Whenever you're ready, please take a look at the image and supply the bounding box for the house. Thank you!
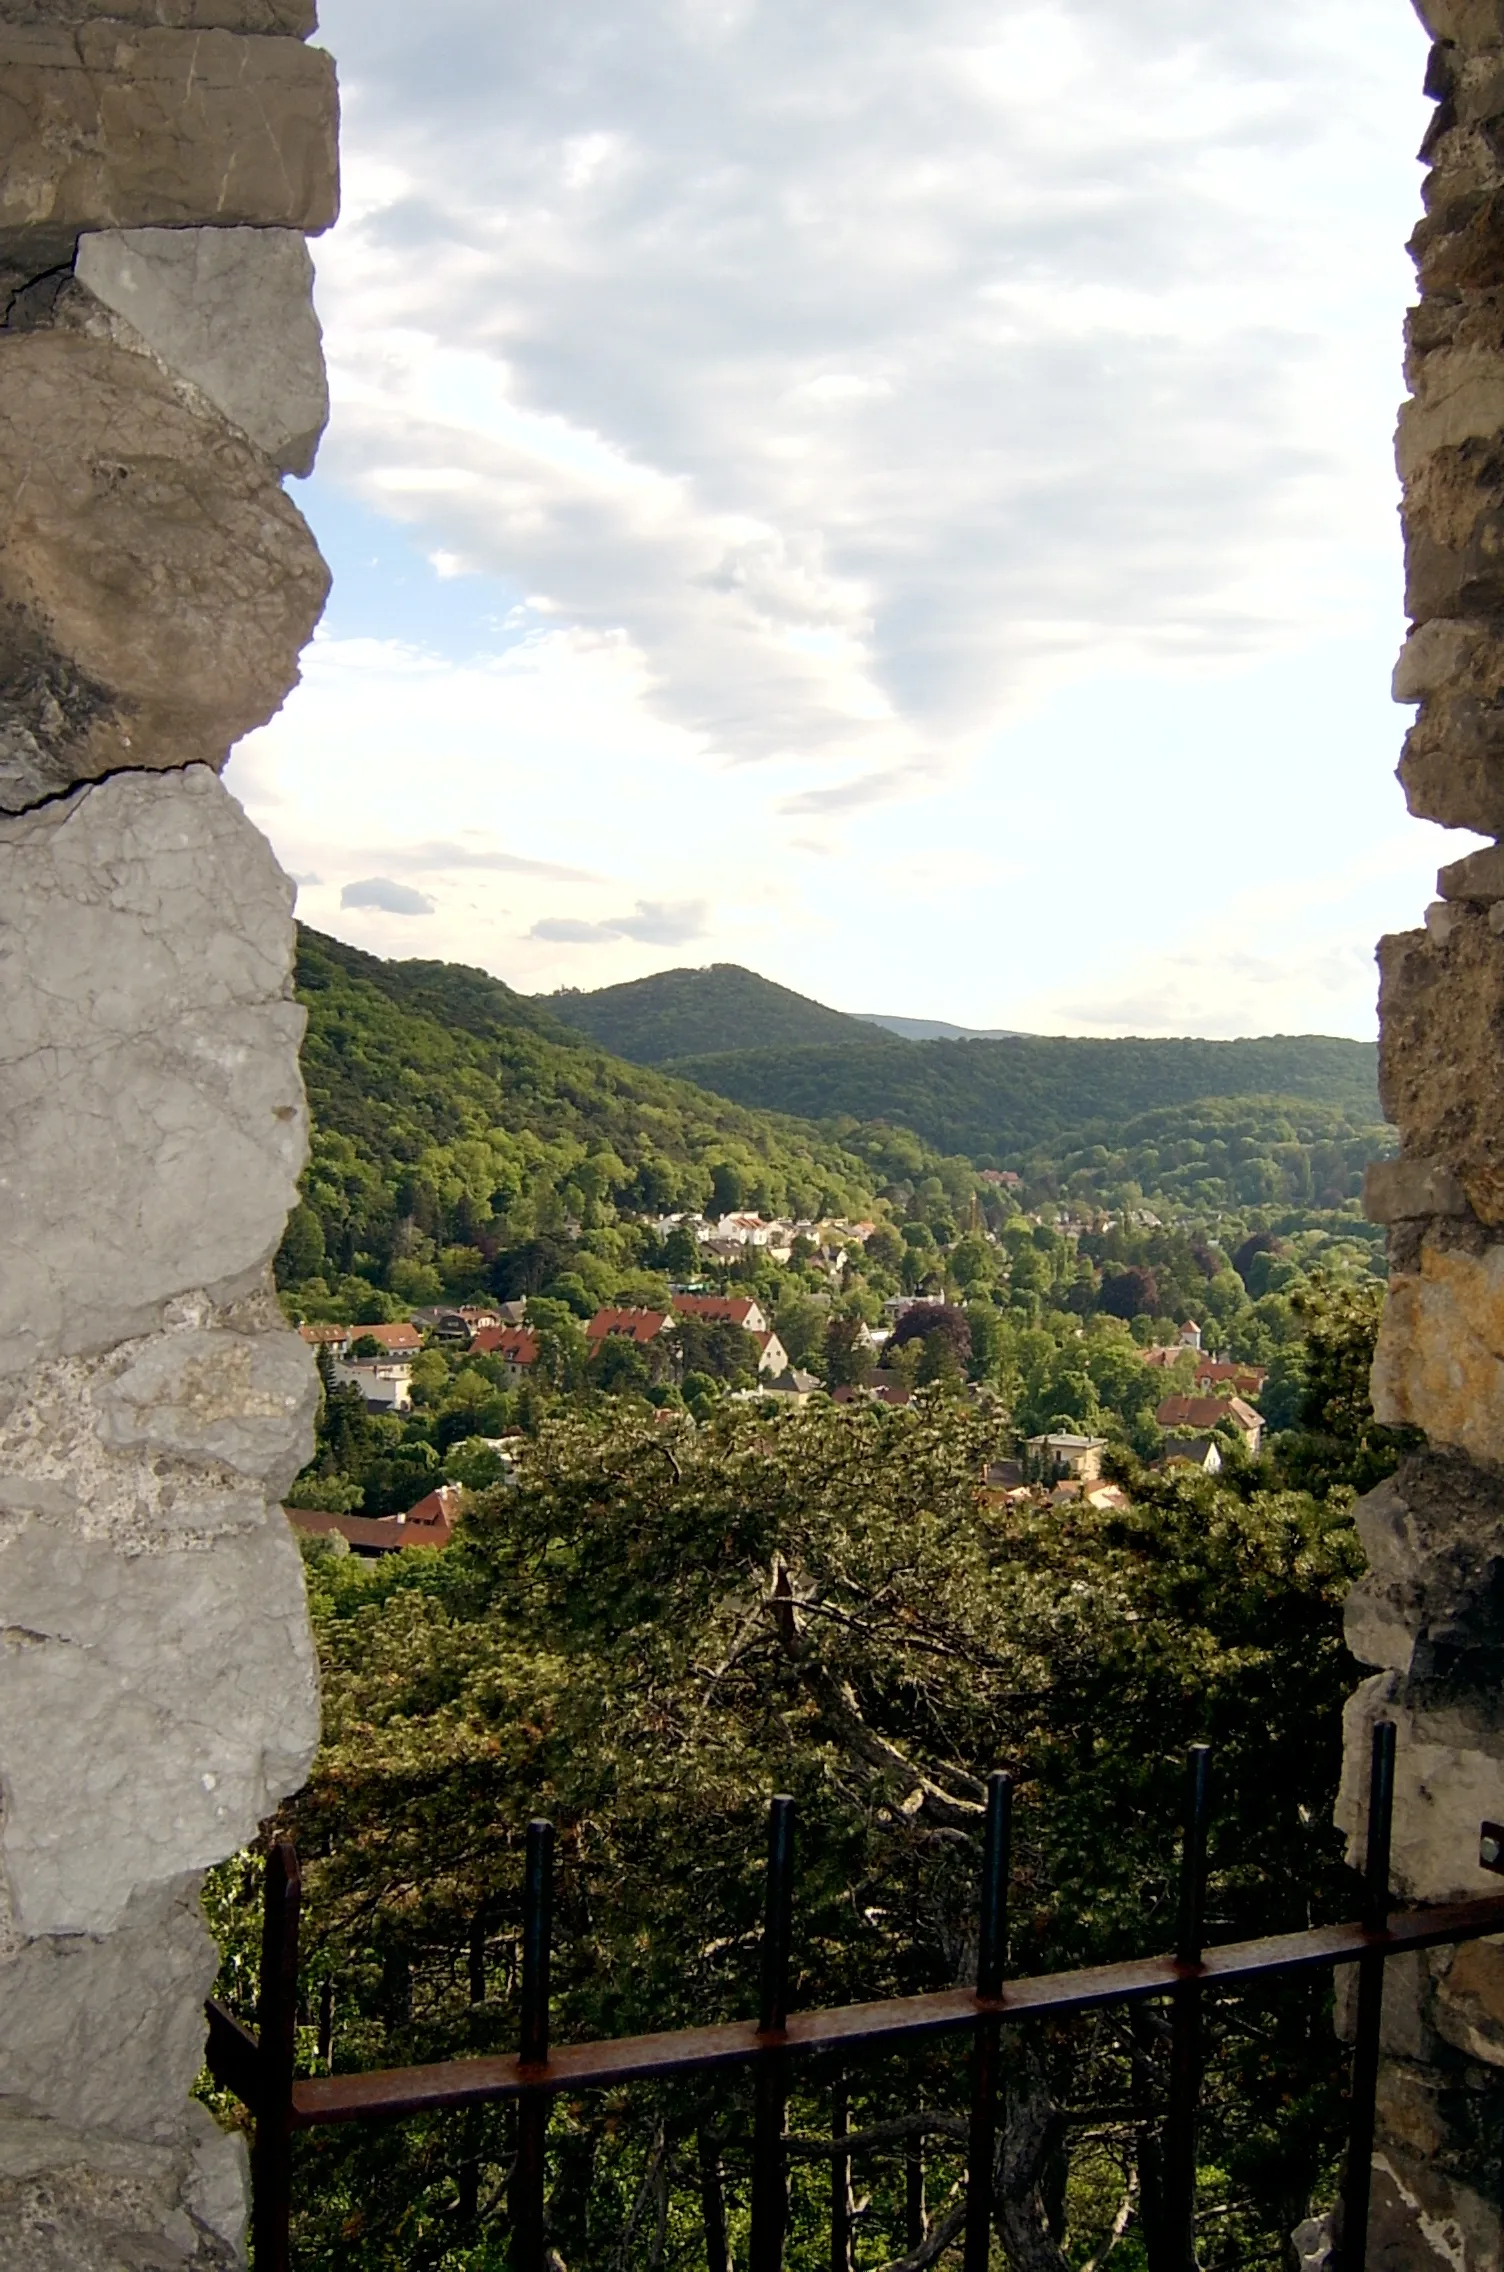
[1191,1358,1267,1401]
[1177,1321,1204,1352]
[469,1325,540,1383]
[978,1170,1022,1189]
[1156,1437,1223,1475]
[298,1322,352,1357]
[1025,1432,1109,1483]
[1154,1394,1263,1455]
[355,1321,424,1358]
[1142,1344,1189,1370]
[1084,1482,1130,1511]
[671,1293,771,1336]
[331,1357,413,1413]
[586,1307,673,1347]
[750,1330,790,1377]
[734,1367,822,1405]
[287,1481,463,1557]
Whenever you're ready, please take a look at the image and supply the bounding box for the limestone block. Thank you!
[0,1516,319,1935]
[1338,1674,1504,1902]
[1433,1935,1504,2066]
[1441,841,1504,901]
[1397,352,1504,482]
[96,1328,318,1492]
[1365,2152,1500,2272]
[0,2156,240,2271]
[0,1879,216,2147]
[0,330,328,808]
[1394,619,1504,834]
[1,2,312,27]
[1344,1459,1504,1680]
[0,768,307,1379]
[1372,1242,1504,1461]
[1417,0,1504,52]
[0,25,338,275]
[1402,439,1504,624]
[1377,915,1504,1222]
[75,227,327,477]
[1365,1156,1472,1220]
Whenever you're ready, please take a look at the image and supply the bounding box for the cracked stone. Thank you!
[0,24,337,275]
[0,329,328,808]
[1372,1241,1504,1463]
[75,226,327,476]
[0,767,308,1379]
[0,1516,318,1935]
[1377,914,1504,1225]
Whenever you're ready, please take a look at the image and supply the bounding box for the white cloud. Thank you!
[340,877,436,914]
[236,0,1443,1035]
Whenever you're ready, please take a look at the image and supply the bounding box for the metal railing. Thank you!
[205,1721,1504,2271]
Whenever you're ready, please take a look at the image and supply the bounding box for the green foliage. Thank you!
[213,1404,1363,2271]
[283,930,896,1311]
[1273,1277,1424,1497]
[544,963,890,1062]
[661,1036,1382,1163]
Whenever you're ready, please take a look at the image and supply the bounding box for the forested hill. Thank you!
[661,1033,1382,1164]
[543,962,892,1060]
[288,931,896,1286]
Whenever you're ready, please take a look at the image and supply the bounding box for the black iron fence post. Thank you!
[252,1840,302,2272]
[751,1795,796,2272]
[1336,1720,1396,2272]
[1163,1744,1212,2271]
[512,1818,554,2272]
[964,1770,1012,2272]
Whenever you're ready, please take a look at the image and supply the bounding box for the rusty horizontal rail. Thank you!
[283,1889,1504,2128]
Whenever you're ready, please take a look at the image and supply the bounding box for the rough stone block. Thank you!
[0,768,308,1377]
[1417,0,1504,51]
[0,25,337,275]
[1339,1673,1504,1901]
[1394,619,1504,834]
[0,327,327,809]
[1397,352,1504,483]
[0,2150,241,2271]
[1372,1241,1504,1461]
[75,226,326,476]
[1441,841,1504,901]
[0,1879,216,2146]
[1402,439,1504,624]
[1365,1156,1472,1220]
[1345,1457,1504,1681]
[0,1515,319,1935]
[1,2,312,27]
[1364,2151,1501,2272]
[95,1327,317,1491]
[1377,915,1504,1222]
[1434,1934,1504,2065]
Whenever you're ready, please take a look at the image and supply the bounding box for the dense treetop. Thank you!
[543,962,892,1061]
[660,1033,1381,1162]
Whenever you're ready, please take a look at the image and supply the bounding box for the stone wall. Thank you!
[1312,2,1504,2262]
[0,3,335,2263]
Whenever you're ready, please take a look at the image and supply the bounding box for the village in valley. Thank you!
[283,1193,1277,1557]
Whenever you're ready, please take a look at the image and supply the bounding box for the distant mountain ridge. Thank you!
[664,1033,1382,1162]
[859,1014,1023,1041]
[543,962,894,1061]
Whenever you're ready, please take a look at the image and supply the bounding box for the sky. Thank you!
[224,0,1461,1039]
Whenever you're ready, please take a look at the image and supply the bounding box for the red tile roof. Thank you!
[586,1308,670,1344]
[1156,1393,1263,1435]
[671,1294,759,1328]
[469,1326,539,1364]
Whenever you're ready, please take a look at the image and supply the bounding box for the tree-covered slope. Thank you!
[542,961,893,1062]
[290,931,894,1289]
[662,1033,1382,1163]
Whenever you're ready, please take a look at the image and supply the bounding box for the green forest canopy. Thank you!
[544,961,891,1061]
[661,1034,1382,1163]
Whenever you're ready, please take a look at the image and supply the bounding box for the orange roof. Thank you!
[1156,1393,1263,1433]
[470,1326,539,1364]
[672,1295,759,1327]
[298,1323,349,1345]
[401,1484,462,1533]
[302,1321,422,1353]
[586,1308,670,1344]
[1192,1359,1267,1393]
